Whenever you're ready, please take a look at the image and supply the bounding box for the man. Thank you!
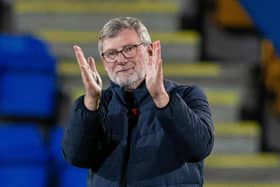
[62,17,214,187]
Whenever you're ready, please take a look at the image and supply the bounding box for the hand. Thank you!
[145,41,169,108]
[73,45,102,111]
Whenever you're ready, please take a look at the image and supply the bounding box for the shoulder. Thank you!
[164,79,204,94]
[164,79,208,101]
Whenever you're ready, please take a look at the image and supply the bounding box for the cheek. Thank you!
[104,64,115,73]
[138,53,149,66]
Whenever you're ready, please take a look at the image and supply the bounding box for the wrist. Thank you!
[152,91,170,108]
[84,95,100,111]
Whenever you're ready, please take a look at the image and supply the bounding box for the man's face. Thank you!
[101,29,148,88]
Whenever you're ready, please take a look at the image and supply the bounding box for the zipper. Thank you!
[120,122,134,187]
[120,91,138,187]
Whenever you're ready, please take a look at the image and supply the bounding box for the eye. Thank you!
[124,45,135,53]
[105,50,118,58]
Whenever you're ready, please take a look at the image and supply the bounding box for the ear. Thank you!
[101,57,108,71]
[101,56,105,65]
[147,43,153,56]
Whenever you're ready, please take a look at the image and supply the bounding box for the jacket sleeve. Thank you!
[61,95,107,169]
[156,86,214,162]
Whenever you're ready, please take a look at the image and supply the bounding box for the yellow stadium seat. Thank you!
[212,0,254,29]
[264,59,280,92]
[260,39,280,115]
[261,39,275,67]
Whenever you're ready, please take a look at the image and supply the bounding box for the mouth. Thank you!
[117,67,134,73]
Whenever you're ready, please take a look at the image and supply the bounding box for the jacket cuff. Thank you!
[75,96,107,122]
[155,91,175,111]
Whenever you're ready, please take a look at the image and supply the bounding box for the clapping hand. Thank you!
[73,45,102,111]
[145,41,169,108]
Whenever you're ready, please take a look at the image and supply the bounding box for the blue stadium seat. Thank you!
[0,71,56,118]
[0,34,56,119]
[239,0,280,55]
[0,166,48,187]
[0,123,49,187]
[49,126,88,187]
[59,167,88,187]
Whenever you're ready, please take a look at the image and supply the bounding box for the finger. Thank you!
[157,41,162,64]
[146,42,156,78]
[88,57,98,82]
[73,46,96,85]
[152,41,158,69]
[87,56,97,73]
[95,71,103,86]
[151,41,163,80]
[153,41,162,67]
[73,47,91,84]
[80,64,100,89]
[79,62,94,84]
[146,43,153,66]
[73,45,88,67]
[158,56,164,79]
[88,57,103,86]
[144,43,153,75]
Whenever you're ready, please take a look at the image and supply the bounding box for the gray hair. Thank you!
[98,17,151,55]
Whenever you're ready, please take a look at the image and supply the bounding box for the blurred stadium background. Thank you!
[0,0,280,186]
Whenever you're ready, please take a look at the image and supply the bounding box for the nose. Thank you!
[116,52,128,65]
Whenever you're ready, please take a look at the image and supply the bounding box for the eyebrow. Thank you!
[104,43,139,52]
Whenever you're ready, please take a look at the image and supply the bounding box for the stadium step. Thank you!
[214,121,260,154]
[205,156,280,185]
[32,30,199,60]
[15,1,179,14]
[15,0,199,61]
[15,0,180,32]
[16,14,180,32]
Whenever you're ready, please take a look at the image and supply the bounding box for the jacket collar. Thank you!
[110,80,149,107]
[110,79,177,107]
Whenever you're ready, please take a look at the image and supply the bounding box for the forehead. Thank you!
[102,29,140,51]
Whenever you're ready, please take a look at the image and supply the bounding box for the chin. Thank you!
[116,77,142,88]
[116,79,134,87]
[109,71,145,88]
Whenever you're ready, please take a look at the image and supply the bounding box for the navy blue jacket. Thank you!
[62,80,214,187]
